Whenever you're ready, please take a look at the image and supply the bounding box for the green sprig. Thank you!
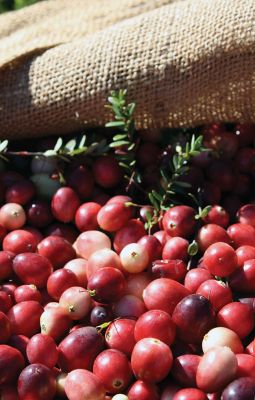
[146,134,209,231]
[106,89,141,191]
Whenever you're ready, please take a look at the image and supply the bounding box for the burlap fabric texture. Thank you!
[0,0,254,139]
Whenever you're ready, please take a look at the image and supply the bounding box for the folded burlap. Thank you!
[0,0,254,139]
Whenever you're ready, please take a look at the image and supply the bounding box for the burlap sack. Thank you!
[0,0,254,139]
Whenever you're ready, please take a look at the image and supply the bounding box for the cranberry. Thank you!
[131,338,173,383]
[184,268,213,293]
[236,245,255,266]
[162,237,189,261]
[171,354,201,388]
[51,187,80,223]
[237,204,255,227]
[90,306,113,327]
[18,363,56,400]
[13,253,53,288]
[128,380,160,400]
[113,294,146,319]
[7,301,43,337]
[38,236,76,269]
[203,205,229,228]
[134,309,176,346]
[152,259,186,282]
[40,306,72,342]
[229,259,255,293]
[172,294,216,344]
[46,269,79,300]
[114,219,146,253]
[120,243,149,273]
[0,312,11,344]
[75,202,101,231]
[92,155,123,188]
[74,230,111,259]
[87,267,126,304]
[58,326,104,372]
[0,203,26,230]
[66,165,94,199]
[221,377,255,400]
[196,279,233,311]
[26,200,53,228]
[197,224,231,252]
[217,302,254,339]
[138,235,163,264]
[97,202,133,232]
[14,285,42,303]
[0,251,14,281]
[5,180,36,205]
[3,229,38,254]
[93,349,132,394]
[26,334,58,369]
[173,388,208,400]
[105,319,136,357]
[227,223,255,247]
[143,278,190,315]
[64,369,105,400]
[203,242,238,277]
[202,327,243,354]
[0,345,25,385]
[162,206,196,238]
[196,346,237,393]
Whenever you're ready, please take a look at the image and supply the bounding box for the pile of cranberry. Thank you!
[1,123,255,399]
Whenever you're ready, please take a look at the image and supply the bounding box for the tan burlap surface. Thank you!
[0,0,254,139]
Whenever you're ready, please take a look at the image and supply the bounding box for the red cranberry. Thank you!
[51,187,80,223]
[66,165,94,199]
[75,202,101,231]
[92,155,122,188]
[38,236,76,269]
[26,200,53,228]
[162,206,196,238]
[5,180,36,205]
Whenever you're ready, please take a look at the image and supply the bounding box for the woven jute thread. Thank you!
[0,0,254,139]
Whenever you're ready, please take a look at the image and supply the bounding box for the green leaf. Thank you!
[118,162,130,169]
[43,150,57,157]
[172,154,179,170]
[108,96,120,106]
[148,192,160,211]
[113,134,128,141]
[109,140,129,148]
[105,121,126,128]
[0,140,8,153]
[189,150,201,157]
[79,135,86,148]
[151,190,163,202]
[54,137,63,152]
[128,102,136,115]
[195,205,212,220]
[145,211,152,223]
[65,139,77,152]
[174,181,191,188]
[128,143,136,151]
[96,321,112,331]
[191,134,195,149]
[188,241,199,256]
[70,147,88,156]
[160,169,169,182]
